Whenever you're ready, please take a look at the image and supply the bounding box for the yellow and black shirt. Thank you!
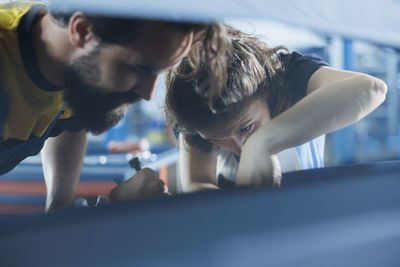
[0,2,80,174]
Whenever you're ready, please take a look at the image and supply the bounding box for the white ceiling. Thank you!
[48,0,400,48]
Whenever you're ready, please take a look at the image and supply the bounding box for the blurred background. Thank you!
[1,0,399,213]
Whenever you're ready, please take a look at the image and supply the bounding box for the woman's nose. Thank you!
[230,137,244,155]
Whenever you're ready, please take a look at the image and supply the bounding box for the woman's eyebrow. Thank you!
[235,119,253,132]
[198,121,254,142]
[198,132,231,142]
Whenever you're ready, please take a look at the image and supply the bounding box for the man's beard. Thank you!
[63,51,141,135]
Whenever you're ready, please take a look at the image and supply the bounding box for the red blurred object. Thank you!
[107,138,150,154]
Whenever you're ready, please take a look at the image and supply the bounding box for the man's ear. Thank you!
[68,12,96,48]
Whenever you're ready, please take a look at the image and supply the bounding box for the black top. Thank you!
[281,51,328,104]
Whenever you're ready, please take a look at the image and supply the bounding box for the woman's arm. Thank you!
[178,134,219,192]
[237,67,387,186]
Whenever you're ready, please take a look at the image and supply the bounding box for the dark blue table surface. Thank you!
[0,160,399,267]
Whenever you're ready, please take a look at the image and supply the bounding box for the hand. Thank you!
[236,133,282,187]
[110,168,169,202]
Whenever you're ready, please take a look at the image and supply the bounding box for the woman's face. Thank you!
[197,99,271,155]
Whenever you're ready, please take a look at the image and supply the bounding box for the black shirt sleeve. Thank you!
[280,51,328,105]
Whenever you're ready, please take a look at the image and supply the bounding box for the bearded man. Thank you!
[0,1,227,211]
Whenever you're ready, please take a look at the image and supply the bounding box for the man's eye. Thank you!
[121,63,147,76]
[130,66,147,76]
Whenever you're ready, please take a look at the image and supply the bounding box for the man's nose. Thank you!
[134,75,159,101]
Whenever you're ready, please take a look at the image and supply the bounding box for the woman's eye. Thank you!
[240,124,253,133]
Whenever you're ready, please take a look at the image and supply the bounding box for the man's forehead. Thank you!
[131,22,192,48]
[119,25,192,69]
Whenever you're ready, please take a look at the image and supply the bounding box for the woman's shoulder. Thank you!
[279,51,329,104]
[278,51,328,70]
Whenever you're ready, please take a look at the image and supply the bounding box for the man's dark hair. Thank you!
[48,9,230,98]
[49,10,216,45]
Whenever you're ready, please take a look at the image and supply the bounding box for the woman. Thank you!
[165,26,387,191]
